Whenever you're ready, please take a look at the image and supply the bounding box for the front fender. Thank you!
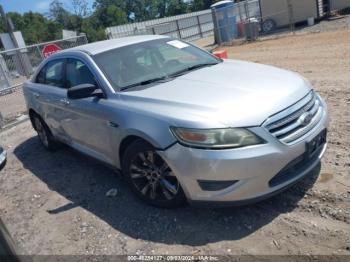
[120,128,175,150]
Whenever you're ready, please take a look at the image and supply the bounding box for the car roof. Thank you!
[64,35,170,55]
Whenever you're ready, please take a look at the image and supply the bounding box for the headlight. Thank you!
[170,127,264,149]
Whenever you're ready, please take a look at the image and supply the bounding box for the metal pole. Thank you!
[0,56,11,88]
[237,0,243,22]
[0,6,19,49]
[197,16,203,38]
[0,5,31,77]
[175,20,182,39]
[36,45,44,60]
[244,0,252,40]
[286,0,295,34]
[258,0,264,30]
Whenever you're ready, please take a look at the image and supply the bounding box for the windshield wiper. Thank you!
[169,62,219,77]
[120,76,170,91]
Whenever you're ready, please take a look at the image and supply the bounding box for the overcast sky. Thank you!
[0,0,94,14]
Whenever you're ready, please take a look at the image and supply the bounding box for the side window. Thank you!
[35,59,65,88]
[66,59,96,88]
[36,67,46,84]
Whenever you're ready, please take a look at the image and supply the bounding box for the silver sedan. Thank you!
[23,35,328,208]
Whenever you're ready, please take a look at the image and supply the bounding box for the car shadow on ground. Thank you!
[14,136,320,246]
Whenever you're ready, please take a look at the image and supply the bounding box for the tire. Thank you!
[262,19,276,33]
[0,159,6,171]
[122,139,186,208]
[32,114,57,151]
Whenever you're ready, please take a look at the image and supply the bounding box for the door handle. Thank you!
[59,98,70,106]
[33,92,40,98]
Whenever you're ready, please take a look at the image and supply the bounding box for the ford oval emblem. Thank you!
[299,112,313,126]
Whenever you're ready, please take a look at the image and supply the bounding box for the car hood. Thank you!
[118,59,311,127]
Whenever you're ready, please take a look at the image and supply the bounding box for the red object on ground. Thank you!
[42,44,62,58]
[213,50,228,59]
[237,22,245,37]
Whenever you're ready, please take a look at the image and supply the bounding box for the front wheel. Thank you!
[122,140,186,208]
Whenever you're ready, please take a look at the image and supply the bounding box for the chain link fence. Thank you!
[106,0,339,46]
[106,10,214,42]
[0,35,88,129]
[210,0,343,45]
[148,12,214,42]
[1,0,348,130]
[212,0,260,44]
[330,0,350,13]
[211,0,313,45]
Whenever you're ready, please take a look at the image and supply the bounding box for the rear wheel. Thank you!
[122,140,186,208]
[262,19,276,33]
[33,114,57,151]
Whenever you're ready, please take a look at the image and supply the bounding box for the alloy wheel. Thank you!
[129,151,180,201]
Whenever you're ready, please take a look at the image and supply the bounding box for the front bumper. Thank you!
[158,100,329,205]
[0,148,7,169]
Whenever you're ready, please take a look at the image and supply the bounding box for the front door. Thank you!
[59,58,117,164]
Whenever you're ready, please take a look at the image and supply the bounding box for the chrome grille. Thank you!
[264,91,323,144]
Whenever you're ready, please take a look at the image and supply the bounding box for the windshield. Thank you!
[93,38,220,91]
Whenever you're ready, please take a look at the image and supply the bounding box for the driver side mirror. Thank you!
[67,83,105,99]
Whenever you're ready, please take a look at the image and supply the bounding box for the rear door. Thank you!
[30,58,70,139]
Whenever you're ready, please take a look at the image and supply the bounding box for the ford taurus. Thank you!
[23,35,328,208]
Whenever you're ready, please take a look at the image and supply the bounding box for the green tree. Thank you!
[49,0,70,27]
[0,0,216,46]
[128,0,160,21]
[2,11,62,44]
[48,0,107,41]
[92,0,128,27]
[71,0,91,17]
[93,0,190,22]
[165,0,189,16]
[190,0,215,11]
[81,17,106,42]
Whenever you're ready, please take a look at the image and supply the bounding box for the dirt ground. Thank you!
[0,22,349,256]
[0,87,27,127]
